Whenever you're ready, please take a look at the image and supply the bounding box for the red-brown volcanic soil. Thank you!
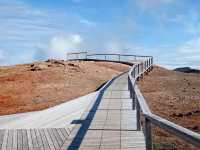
[0,60,129,115]
[139,66,200,150]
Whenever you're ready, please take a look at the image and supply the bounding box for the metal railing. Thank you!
[127,56,200,150]
[66,52,87,60]
[67,52,200,150]
[67,52,152,63]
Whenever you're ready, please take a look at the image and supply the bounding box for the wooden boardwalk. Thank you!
[0,73,145,150]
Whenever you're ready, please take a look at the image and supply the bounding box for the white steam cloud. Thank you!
[35,34,84,60]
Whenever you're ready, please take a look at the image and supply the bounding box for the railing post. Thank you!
[150,58,152,66]
[118,54,120,62]
[128,76,133,99]
[145,117,152,150]
[132,90,136,110]
[145,61,147,70]
[128,76,130,91]
[136,98,141,130]
[137,64,140,81]
[142,62,144,72]
[134,67,136,78]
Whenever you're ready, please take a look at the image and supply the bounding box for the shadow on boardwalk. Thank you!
[68,76,117,150]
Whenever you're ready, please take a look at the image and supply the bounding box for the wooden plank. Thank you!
[35,129,44,150]
[17,129,23,150]
[59,140,71,150]
[22,129,29,150]
[30,129,39,150]
[6,130,13,150]
[43,129,56,150]
[47,129,59,150]
[27,129,34,150]
[56,129,65,143]
[1,130,8,150]
[51,128,63,147]
[0,130,5,150]
[60,128,69,138]
[12,130,18,150]
[39,129,51,150]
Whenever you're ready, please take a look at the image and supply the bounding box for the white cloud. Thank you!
[159,10,200,35]
[104,40,151,56]
[178,37,200,55]
[79,18,96,27]
[136,0,175,10]
[103,38,200,69]
[105,42,125,54]
[154,37,200,69]
[36,34,84,60]
[0,1,88,64]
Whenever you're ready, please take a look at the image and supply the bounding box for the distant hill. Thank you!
[174,67,200,73]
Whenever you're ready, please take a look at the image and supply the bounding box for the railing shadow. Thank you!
[67,74,119,150]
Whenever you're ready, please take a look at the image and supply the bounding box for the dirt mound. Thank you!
[46,59,66,66]
[138,65,200,150]
[0,60,129,115]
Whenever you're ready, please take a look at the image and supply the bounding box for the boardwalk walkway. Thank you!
[62,73,145,150]
[0,73,145,150]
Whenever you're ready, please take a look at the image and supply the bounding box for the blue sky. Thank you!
[0,0,200,69]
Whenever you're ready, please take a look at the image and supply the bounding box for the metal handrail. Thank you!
[127,57,200,150]
[87,53,152,58]
[66,52,153,61]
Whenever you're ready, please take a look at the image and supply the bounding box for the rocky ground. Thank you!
[138,66,200,150]
[0,60,129,115]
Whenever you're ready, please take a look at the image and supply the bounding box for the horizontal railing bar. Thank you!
[134,85,151,115]
[146,114,200,148]
[67,58,134,66]
[67,52,87,55]
[86,53,152,58]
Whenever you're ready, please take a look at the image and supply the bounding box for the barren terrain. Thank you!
[139,66,200,150]
[0,60,129,115]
